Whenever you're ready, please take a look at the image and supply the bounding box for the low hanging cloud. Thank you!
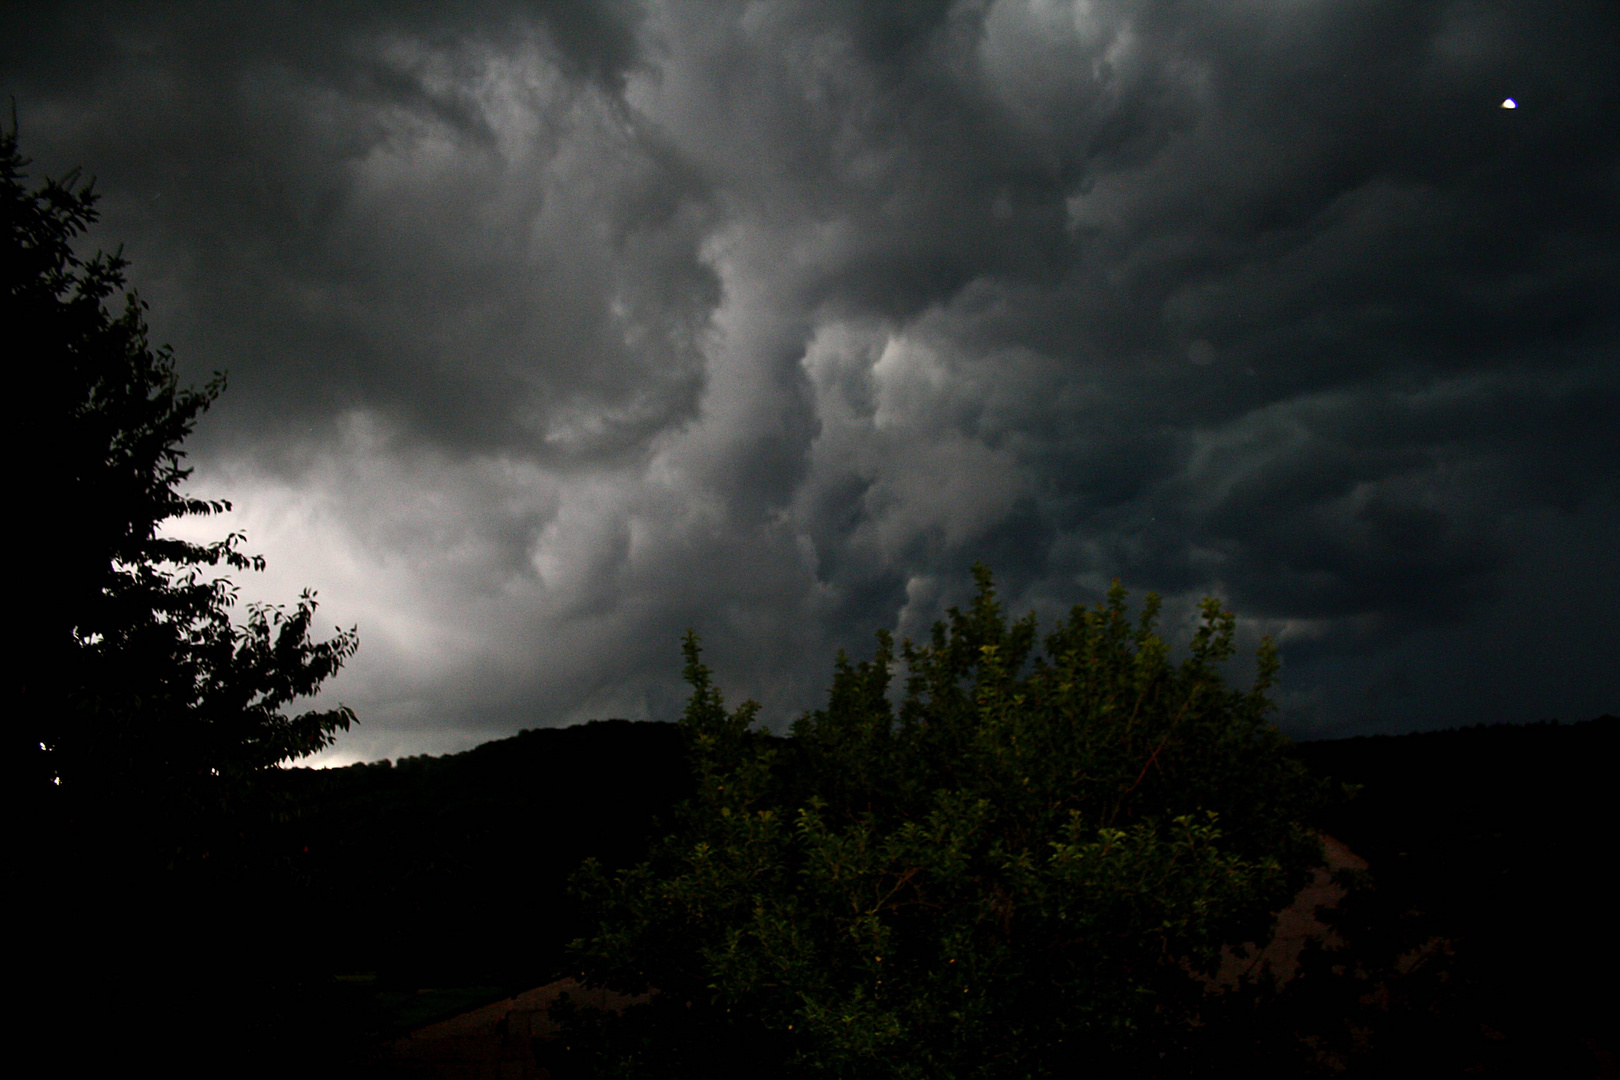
[6,0,1616,762]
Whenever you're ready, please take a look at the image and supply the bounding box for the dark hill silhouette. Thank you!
[277,718,692,989]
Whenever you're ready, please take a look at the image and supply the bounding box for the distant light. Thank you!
[1502,98,1517,109]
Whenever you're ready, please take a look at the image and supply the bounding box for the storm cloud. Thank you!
[6,0,1616,761]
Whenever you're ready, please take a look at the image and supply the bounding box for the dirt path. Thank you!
[1214,833,1367,988]
[380,978,648,1078]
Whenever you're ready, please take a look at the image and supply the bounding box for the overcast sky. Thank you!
[6,0,1616,763]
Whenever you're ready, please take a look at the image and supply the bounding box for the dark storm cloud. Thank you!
[3,0,715,461]
[5,0,1615,758]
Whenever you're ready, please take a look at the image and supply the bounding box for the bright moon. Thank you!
[1502,98,1517,109]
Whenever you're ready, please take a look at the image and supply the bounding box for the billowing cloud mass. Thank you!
[6,0,1616,761]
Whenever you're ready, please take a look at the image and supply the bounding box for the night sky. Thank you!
[5,1,1616,764]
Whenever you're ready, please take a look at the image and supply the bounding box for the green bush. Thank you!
[555,566,1322,1078]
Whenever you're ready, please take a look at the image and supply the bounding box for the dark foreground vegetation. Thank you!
[282,714,1616,1077]
[28,628,1613,1078]
[34,711,1602,1078]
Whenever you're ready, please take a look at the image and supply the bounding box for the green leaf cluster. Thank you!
[560,567,1322,1078]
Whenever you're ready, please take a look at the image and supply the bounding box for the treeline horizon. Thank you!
[306,711,1620,773]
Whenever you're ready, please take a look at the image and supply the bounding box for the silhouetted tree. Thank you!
[4,122,358,870]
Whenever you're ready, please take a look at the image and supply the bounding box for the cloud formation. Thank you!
[6,0,1616,760]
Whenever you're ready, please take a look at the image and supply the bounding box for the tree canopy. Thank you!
[5,123,358,867]
[555,566,1324,1078]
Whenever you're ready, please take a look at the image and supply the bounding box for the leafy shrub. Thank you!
[556,566,1323,1079]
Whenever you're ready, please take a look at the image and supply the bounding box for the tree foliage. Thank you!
[5,122,358,865]
[556,567,1323,1078]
